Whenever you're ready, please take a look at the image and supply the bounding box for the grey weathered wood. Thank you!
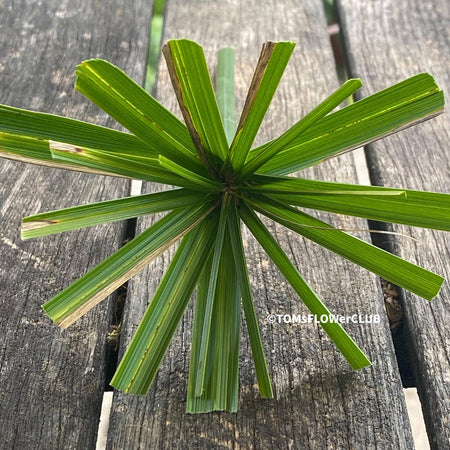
[107,0,414,448]
[337,0,450,447]
[0,1,151,448]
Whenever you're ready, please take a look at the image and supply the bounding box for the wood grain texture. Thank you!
[107,0,414,448]
[337,0,450,447]
[0,1,151,448]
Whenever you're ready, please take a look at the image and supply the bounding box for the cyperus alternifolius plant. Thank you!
[0,40,448,413]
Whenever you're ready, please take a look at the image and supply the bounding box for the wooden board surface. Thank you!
[338,0,450,447]
[0,1,151,448]
[106,0,415,448]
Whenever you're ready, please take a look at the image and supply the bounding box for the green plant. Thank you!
[0,39,447,413]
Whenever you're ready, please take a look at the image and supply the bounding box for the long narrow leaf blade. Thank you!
[187,229,241,412]
[162,39,229,171]
[216,47,237,145]
[250,73,444,175]
[240,78,362,178]
[21,189,206,239]
[111,220,217,395]
[249,195,444,300]
[226,41,295,173]
[227,201,273,397]
[247,175,450,231]
[240,203,371,370]
[0,104,154,157]
[75,59,203,172]
[188,256,213,406]
[194,196,230,396]
[0,132,125,176]
[48,142,196,188]
[43,204,215,329]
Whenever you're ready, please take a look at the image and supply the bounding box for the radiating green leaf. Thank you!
[43,204,215,328]
[188,254,213,406]
[48,142,197,188]
[0,104,154,157]
[240,203,371,370]
[162,39,229,172]
[187,229,241,413]
[250,73,444,175]
[239,78,362,179]
[194,195,231,396]
[227,201,273,397]
[0,131,124,176]
[216,47,237,146]
[225,41,295,173]
[75,59,205,173]
[248,195,444,300]
[247,175,450,231]
[111,220,217,395]
[22,189,206,239]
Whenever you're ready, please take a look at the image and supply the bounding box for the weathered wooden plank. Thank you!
[106,0,416,448]
[337,0,450,447]
[0,1,151,448]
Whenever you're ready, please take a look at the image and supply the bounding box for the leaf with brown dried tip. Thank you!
[162,39,229,174]
[75,58,205,174]
[224,41,295,174]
